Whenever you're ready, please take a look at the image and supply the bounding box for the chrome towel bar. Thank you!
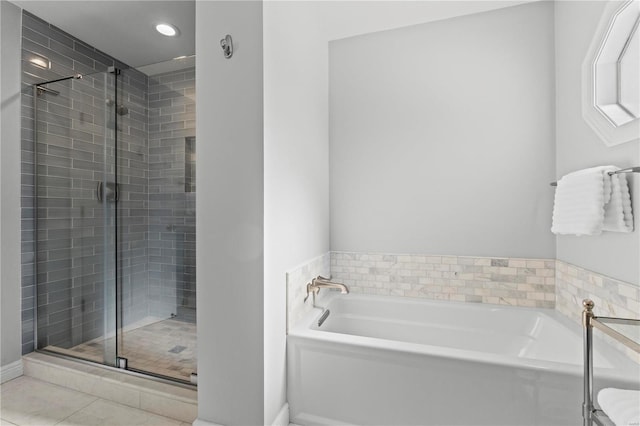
[550,166,640,187]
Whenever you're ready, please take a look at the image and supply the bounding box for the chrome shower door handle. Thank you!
[97,181,119,202]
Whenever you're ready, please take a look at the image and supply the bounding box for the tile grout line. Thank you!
[52,397,101,426]
[51,396,187,425]
[0,417,19,426]
[0,376,98,426]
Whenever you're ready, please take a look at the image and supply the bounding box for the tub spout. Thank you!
[304,276,349,303]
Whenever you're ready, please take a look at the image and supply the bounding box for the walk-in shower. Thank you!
[31,58,196,384]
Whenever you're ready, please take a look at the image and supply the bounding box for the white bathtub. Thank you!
[287,294,639,425]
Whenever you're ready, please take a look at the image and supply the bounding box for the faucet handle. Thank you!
[303,283,311,303]
[303,282,319,303]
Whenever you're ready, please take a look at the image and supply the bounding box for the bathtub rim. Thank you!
[289,293,639,383]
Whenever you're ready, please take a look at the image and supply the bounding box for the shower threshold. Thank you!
[42,316,196,384]
[23,352,197,423]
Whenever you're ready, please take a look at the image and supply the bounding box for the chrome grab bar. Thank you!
[582,299,640,425]
[583,300,594,426]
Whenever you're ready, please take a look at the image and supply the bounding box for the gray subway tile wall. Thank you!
[20,10,113,353]
[147,69,196,320]
[22,9,151,352]
[116,68,151,332]
[20,10,196,355]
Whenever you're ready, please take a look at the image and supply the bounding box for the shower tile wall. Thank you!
[20,11,149,353]
[116,73,151,330]
[147,69,196,321]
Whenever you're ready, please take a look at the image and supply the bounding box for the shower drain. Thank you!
[168,345,187,354]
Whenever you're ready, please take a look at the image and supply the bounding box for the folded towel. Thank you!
[551,166,634,236]
[603,171,634,232]
[551,166,614,235]
[598,388,640,426]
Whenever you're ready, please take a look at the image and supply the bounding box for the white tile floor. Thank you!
[0,376,192,426]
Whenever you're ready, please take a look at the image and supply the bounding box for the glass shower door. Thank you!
[34,62,197,384]
[34,70,118,367]
[115,62,197,383]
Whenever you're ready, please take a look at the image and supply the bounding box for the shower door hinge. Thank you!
[190,373,198,385]
[116,357,128,369]
[108,66,121,75]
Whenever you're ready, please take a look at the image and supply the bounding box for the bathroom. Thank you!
[1,0,639,425]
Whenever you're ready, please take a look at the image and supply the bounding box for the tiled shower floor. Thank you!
[46,318,196,382]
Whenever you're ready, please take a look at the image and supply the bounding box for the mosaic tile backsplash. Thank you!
[556,260,640,321]
[555,260,640,363]
[330,251,556,308]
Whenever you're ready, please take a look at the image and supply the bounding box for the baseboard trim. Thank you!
[1,359,23,383]
[192,419,224,426]
[272,402,289,426]
[291,411,358,426]
[191,408,289,426]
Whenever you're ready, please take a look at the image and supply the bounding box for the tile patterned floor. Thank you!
[0,376,191,426]
[52,318,196,382]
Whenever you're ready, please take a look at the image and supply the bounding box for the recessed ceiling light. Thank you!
[155,23,179,37]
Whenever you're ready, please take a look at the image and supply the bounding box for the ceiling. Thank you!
[11,0,195,68]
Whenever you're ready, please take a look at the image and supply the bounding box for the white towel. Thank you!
[603,171,634,232]
[551,166,633,236]
[598,388,640,426]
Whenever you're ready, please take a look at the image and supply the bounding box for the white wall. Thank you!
[329,2,556,259]
[263,3,330,423]
[1,0,3,369]
[555,1,640,285]
[195,1,264,425]
[263,2,538,423]
[1,0,23,370]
